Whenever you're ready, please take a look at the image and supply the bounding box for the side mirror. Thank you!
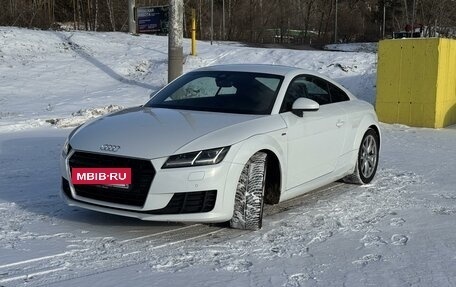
[291,98,319,117]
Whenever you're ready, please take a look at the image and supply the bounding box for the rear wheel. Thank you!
[230,152,267,230]
[344,128,379,185]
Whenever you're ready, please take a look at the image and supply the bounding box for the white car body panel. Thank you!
[281,104,348,189]
[70,107,265,158]
[175,114,287,155]
[60,64,380,223]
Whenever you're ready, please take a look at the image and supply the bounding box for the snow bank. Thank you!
[0,27,377,132]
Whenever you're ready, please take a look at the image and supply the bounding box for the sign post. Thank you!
[191,8,197,56]
[137,6,169,34]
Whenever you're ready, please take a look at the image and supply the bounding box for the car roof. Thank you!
[193,64,315,77]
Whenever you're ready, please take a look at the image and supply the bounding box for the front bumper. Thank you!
[60,149,244,223]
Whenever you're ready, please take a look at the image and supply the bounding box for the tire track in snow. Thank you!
[0,183,350,286]
[0,249,85,270]
[1,172,417,286]
[0,251,78,285]
[0,224,224,286]
[0,267,67,285]
[157,169,423,277]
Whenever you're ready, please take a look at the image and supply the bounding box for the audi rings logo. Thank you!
[100,144,121,152]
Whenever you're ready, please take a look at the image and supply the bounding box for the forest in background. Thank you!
[1,0,455,45]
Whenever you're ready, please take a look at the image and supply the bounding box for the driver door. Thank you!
[280,75,348,190]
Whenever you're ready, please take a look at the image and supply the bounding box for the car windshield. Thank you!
[145,71,284,115]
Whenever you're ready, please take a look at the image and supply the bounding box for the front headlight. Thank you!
[162,147,230,168]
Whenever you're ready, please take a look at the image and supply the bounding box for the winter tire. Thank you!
[344,128,379,185]
[230,152,267,230]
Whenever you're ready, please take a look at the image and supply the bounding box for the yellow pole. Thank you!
[191,8,197,56]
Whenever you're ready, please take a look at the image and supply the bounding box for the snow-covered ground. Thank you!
[1,27,456,286]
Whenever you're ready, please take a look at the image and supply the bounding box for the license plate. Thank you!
[72,167,132,185]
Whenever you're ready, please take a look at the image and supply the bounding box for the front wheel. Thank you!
[230,152,267,230]
[344,128,379,185]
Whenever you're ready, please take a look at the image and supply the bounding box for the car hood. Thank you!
[69,107,283,159]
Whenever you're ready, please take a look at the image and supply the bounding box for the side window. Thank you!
[308,77,331,105]
[280,76,310,113]
[328,83,350,103]
[280,75,346,113]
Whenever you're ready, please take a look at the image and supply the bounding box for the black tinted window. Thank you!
[309,77,331,105]
[281,75,335,112]
[146,71,283,115]
[280,78,310,112]
[295,75,349,106]
[328,83,350,103]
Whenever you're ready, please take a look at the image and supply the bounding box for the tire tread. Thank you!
[230,152,267,230]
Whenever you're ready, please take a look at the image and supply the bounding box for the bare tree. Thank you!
[94,0,99,31]
[0,0,454,41]
[106,0,116,31]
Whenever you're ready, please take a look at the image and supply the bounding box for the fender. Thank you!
[352,112,381,152]
[342,112,382,173]
[229,131,287,197]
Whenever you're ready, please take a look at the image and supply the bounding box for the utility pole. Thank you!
[334,0,338,43]
[128,0,136,34]
[168,0,184,82]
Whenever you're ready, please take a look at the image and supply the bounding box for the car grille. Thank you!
[68,151,155,207]
[62,178,217,214]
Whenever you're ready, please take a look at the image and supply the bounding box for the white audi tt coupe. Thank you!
[61,64,380,230]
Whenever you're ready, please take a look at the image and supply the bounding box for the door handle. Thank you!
[336,120,345,127]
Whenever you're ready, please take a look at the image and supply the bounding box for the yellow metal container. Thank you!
[376,38,456,128]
